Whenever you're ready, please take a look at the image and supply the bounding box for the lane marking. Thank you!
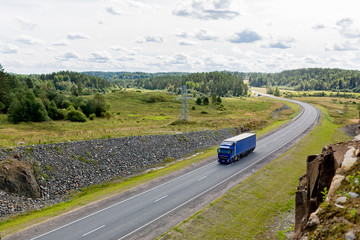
[118,103,319,240]
[154,195,168,203]
[30,160,218,240]
[197,176,207,181]
[82,225,105,237]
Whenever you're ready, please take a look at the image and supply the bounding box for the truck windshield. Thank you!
[218,148,231,154]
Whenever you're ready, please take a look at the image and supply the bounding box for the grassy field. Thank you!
[158,97,354,240]
[0,90,287,148]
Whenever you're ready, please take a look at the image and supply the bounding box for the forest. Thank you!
[83,71,248,97]
[249,68,360,92]
[129,71,248,97]
[0,65,110,123]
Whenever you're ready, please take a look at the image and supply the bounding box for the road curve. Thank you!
[8,96,319,240]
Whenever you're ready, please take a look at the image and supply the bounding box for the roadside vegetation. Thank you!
[0,88,288,148]
[158,94,354,240]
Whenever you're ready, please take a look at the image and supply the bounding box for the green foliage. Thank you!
[89,113,96,120]
[66,109,87,122]
[130,71,247,97]
[93,93,109,117]
[203,97,209,105]
[321,187,328,202]
[8,90,49,123]
[250,68,360,92]
[274,86,280,96]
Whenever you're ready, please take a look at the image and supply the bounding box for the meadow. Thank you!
[0,89,287,148]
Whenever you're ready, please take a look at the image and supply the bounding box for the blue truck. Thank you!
[217,133,256,164]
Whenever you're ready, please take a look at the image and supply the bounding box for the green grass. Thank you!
[158,106,352,240]
[0,90,287,148]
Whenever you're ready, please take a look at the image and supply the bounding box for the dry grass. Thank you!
[0,90,288,148]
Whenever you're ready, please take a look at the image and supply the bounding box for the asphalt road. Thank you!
[10,96,319,240]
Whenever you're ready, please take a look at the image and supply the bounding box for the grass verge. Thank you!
[158,107,351,239]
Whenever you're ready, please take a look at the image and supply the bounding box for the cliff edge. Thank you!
[294,138,360,239]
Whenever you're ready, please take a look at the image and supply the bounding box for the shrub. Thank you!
[66,109,87,122]
[89,113,96,120]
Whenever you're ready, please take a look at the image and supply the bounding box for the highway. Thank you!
[10,96,319,240]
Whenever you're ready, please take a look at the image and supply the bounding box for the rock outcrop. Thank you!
[294,140,360,239]
[0,159,40,198]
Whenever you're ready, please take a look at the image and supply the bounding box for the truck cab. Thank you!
[217,141,234,164]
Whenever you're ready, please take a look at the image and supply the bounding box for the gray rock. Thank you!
[348,192,359,199]
[345,230,356,240]
[335,196,347,204]
[0,128,237,219]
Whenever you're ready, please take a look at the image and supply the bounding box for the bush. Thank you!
[89,113,96,120]
[105,111,111,120]
[66,109,87,122]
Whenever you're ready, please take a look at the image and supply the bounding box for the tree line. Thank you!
[131,71,248,97]
[0,65,109,123]
[249,68,360,92]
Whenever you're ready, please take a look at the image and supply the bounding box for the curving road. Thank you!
[8,96,319,240]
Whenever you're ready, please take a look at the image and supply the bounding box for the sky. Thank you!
[1,0,360,74]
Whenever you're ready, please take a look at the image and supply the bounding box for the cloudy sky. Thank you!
[1,0,360,74]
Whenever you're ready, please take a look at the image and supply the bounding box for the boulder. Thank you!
[0,159,40,198]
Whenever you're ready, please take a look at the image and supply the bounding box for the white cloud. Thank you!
[178,40,197,46]
[15,16,37,30]
[106,6,122,15]
[67,33,89,40]
[228,30,262,43]
[1,44,19,54]
[312,24,326,30]
[16,35,43,45]
[195,29,218,41]
[336,18,360,38]
[176,31,189,38]
[173,0,241,20]
[55,51,80,61]
[88,51,111,63]
[52,40,71,46]
[136,35,164,43]
[325,41,358,51]
[261,37,295,49]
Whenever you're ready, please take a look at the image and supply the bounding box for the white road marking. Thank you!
[117,103,319,240]
[82,225,105,237]
[197,176,207,181]
[29,161,218,240]
[154,195,168,203]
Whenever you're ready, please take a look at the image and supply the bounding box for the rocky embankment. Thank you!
[294,137,360,239]
[0,128,237,220]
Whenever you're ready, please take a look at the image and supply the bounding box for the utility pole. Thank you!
[179,85,190,122]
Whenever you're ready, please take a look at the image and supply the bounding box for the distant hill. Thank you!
[249,68,360,92]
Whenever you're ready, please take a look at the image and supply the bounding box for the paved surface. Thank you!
[6,96,319,240]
